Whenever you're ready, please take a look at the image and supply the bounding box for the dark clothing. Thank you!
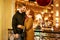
[14,34,24,40]
[12,11,26,34]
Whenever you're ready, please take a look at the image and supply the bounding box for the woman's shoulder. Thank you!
[28,17,33,21]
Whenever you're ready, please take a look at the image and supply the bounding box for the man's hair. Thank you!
[17,2,26,8]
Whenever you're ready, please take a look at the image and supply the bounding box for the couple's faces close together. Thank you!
[19,6,31,16]
[26,10,30,15]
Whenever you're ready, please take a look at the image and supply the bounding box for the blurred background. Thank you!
[0,0,60,40]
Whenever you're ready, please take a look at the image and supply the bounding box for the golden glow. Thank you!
[55,4,59,7]
[51,10,54,13]
[49,14,51,17]
[24,0,29,1]
[17,9,20,10]
[56,20,59,22]
[51,27,54,31]
[35,14,42,20]
[17,0,20,1]
[56,10,59,16]
[43,9,48,13]
[41,12,44,14]
[44,17,48,20]
[51,4,54,7]
[56,23,59,27]
[34,2,37,4]
[47,7,51,9]
[56,18,59,20]
[56,18,59,23]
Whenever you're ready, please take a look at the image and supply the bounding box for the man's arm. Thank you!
[12,16,17,34]
[17,25,24,29]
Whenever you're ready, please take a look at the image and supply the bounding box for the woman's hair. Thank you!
[29,9,35,20]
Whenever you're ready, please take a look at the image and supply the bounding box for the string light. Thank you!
[55,4,59,7]
[44,17,48,20]
[56,18,59,21]
[35,14,42,20]
[56,10,59,16]
[34,2,37,4]
[43,9,48,13]
[51,4,54,7]
[49,14,51,17]
[41,12,44,14]
[51,10,54,13]
[56,23,59,28]
[51,27,54,31]
[56,20,59,23]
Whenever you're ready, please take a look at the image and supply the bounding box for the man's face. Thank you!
[21,6,26,12]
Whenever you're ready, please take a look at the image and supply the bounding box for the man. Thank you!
[12,3,26,40]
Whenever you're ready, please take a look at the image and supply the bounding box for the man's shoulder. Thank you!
[13,13,18,18]
[14,11,19,16]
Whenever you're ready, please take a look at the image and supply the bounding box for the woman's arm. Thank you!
[25,18,33,31]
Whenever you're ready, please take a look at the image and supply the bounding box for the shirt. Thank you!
[12,11,26,34]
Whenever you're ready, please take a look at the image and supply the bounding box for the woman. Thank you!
[24,9,34,40]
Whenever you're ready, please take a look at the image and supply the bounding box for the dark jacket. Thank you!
[12,11,26,34]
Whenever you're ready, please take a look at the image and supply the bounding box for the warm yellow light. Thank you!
[34,2,37,4]
[17,8,19,10]
[55,4,59,7]
[55,18,59,27]
[56,20,59,22]
[43,9,48,13]
[56,23,59,27]
[56,18,59,20]
[44,17,48,20]
[56,18,59,22]
[51,10,54,13]
[24,0,29,1]
[17,0,20,1]
[35,14,42,20]
[51,4,54,7]
[49,14,51,17]
[47,7,51,9]
[41,12,44,14]
[56,10,59,16]
[51,27,54,31]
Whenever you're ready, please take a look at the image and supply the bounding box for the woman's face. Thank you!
[26,10,30,15]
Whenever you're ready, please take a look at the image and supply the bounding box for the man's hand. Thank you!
[17,25,24,29]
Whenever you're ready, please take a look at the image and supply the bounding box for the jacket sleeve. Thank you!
[12,15,17,34]
[25,18,33,31]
